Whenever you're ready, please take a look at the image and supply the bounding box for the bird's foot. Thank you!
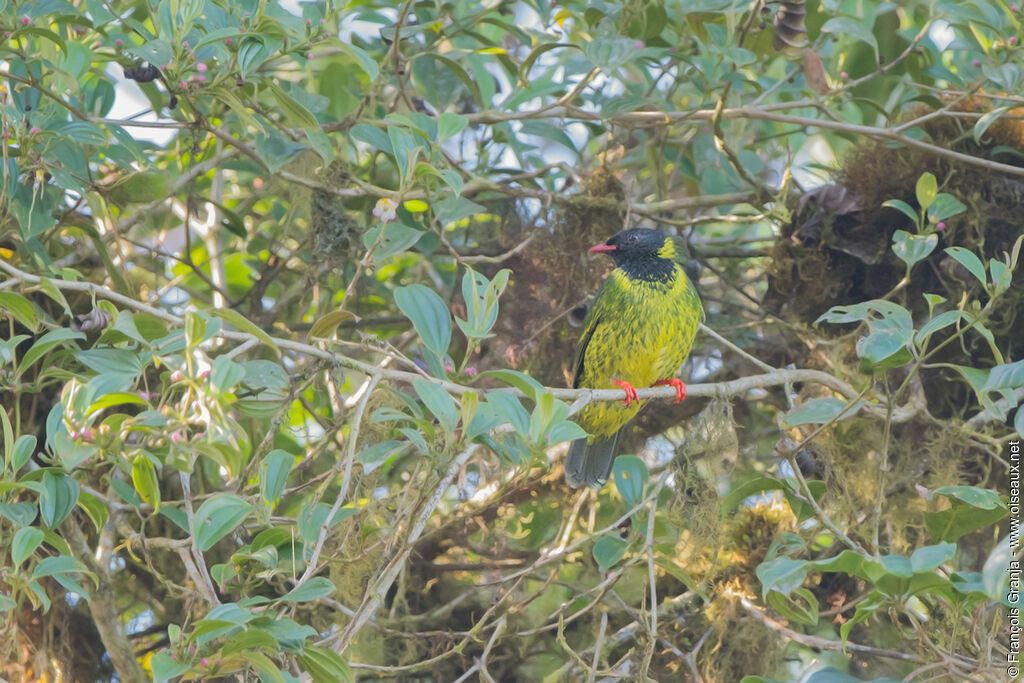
[613,379,639,407]
[652,378,687,404]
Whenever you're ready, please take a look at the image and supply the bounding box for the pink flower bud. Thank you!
[840,71,848,79]
[178,80,187,88]
[182,40,189,47]
[972,59,981,67]
[30,127,40,134]
[170,370,183,381]
[171,431,183,443]
[1011,36,1018,45]
[225,37,232,44]
[196,62,207,72]
[201,659,209,667]
[465,367,478,376]
[116,39,123,47]
[936,222,946,231]
[21,17,29,25]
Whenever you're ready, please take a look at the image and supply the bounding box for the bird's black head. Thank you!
[589,228,676,282]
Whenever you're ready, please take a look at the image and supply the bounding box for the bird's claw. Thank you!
[613,379,639,407]
[653,378,687,404]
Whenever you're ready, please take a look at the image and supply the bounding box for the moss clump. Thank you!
[766,98,1024,419]
[310,158,358,267]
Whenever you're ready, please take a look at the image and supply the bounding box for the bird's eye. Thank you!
[628,232,640,243]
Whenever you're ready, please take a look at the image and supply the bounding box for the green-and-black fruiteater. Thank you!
[566,228,703,488]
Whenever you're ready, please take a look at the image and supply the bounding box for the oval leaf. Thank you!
[193,494,252,551]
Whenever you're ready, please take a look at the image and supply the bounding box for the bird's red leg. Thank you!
[612,379,639,407]
[652,378,686,404]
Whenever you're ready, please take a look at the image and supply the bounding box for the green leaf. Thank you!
[0,292,40,332]
[297,645,355,683]
[926,193,967,222]
[393,285,452,360]
[308,310,357,340]
[944,246,987,287]
[349,124,393,154]
[925,492,1008,542]
[267,83,320,131]
[222,629,279,656]
[281,576,335,603]
[131,454,160,513]
[128,38,173,66]
[237,36,267,79]
[387,125,418,181]
[881,199,919,224]
[756,556,809,598]
[820,16,878,51]
[77,491,108,533]
[357,440,406,474]
[915,310,964,346]
[261,450,293,504]
[982,535,1013,605]
[545,420,586,445]
[363,222,423,263]
[8,434,36,474]
[819,300,914,368]
[342,43,378,81]
[413,379,459,432]
[914,172,937,211]
[613,455,648,507]
[892,230,937,267]
[485,392,530,435]
[211,308,280,357]
[983,360,1024,392]
[973,105,1011,144]
[909,542,956,572]
[929,485,1006,510]
[592,535,628,571]
[40,472,79,528]
[20,328,84,370]
[12,527,44,566]
[720,476,785,513]
[766,587,819,627]
[781,397,863,427]
[210,354,246,395]
[184,311,206,349]
[480,369,545,401]
[193,494,252,551]
[0,501,38,527]
[437,112,468,141]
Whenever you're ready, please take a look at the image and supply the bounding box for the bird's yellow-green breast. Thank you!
[566,228,702,488]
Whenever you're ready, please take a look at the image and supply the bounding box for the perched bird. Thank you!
[566,228,703,488]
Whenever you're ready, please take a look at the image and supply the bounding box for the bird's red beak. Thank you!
[589,243,617,253]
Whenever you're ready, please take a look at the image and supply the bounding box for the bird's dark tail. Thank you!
[565,432,621,489]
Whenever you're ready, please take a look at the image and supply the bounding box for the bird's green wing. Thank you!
[572,282,611,389]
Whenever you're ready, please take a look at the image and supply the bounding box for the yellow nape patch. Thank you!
[657,238,676,260]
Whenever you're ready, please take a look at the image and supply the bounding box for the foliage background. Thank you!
[0,0,1022,680]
